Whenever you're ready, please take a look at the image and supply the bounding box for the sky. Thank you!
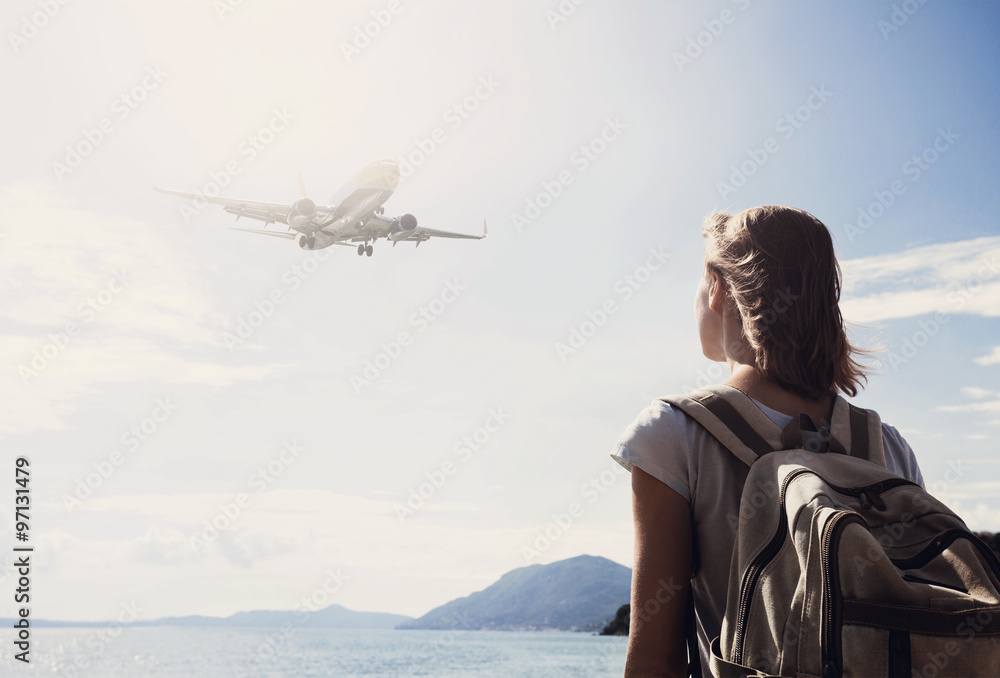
[0,0,998,632]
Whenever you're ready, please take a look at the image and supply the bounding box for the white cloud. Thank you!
[840,236,1000,322]
[939,400,1000,415]
[37,488,629,619]
[961,386,997,400]
[976,346,1000,366]
[212,528,306,569]
[132,525,192,565]
[0,182,290,432]
[929,481,1000,500]
[925,498,1000,533]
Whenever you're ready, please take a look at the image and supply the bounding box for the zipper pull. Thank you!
[867,483,888,511]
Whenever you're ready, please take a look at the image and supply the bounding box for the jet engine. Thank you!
[288,198,317,228]
[292,198,316,216]
[389,213,418,241]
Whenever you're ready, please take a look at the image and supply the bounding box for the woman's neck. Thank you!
[724,364,834,424]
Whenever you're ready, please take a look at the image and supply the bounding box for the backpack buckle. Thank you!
[781,414,846,454]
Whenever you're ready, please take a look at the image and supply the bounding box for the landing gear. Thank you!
[365,244,373,257]
[375,207,384,215]
[357,243,365,256]
[358,243,374,257]
[306,236,315,249]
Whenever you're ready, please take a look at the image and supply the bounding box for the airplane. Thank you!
[154,159,486,256]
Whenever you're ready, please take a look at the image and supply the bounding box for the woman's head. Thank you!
[699,205,868,399]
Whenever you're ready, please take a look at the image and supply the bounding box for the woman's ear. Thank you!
[707,269,727,313]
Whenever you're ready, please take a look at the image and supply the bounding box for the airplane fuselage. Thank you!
[292,160,401,248]
[294,187,393,239]
[155,158,484,256]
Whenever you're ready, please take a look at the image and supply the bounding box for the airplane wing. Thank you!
[413,222,488,240]
[230,227,296,239]
[364,215,488,244]
[154,187,293,225]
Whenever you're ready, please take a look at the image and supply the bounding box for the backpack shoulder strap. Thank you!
[661,384,886,468]
[846,399,886,467]
[661,387,777,467]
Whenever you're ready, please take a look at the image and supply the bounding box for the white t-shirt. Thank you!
[610,396,924,673]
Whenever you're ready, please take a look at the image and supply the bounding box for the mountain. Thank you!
[398,554,631,631]
[0,604,411,629]
[217,604,410,629]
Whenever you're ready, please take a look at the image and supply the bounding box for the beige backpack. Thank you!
[663,385,1000,678]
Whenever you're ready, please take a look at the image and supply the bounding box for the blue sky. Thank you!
[0,0,998,627]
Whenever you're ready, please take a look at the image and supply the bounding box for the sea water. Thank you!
[1,627,628,677]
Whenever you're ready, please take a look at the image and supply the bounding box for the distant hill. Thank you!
[0,604,411,630]
[600,604,630,636]
[398,554,631,632]
[160,604,412,629]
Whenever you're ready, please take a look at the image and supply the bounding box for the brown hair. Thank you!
[701,205,869,399]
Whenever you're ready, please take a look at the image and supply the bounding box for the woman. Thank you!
[611,205,924,676]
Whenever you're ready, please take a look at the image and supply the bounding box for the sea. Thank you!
[0,627,629,677]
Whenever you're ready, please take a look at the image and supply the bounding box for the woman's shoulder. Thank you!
[877,419,925,487]
[610,399,699,499]
[613,399,694,449]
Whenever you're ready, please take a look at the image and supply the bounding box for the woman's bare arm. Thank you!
[624,466,694,678]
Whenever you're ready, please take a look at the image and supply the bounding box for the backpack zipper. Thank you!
[733,470,1000,676]
[733,467,809,664]
[732,471,914,666]
[901,573,969,594]
[821,511,866,678]
[824,477,917,511]
[892,528,1000,577]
